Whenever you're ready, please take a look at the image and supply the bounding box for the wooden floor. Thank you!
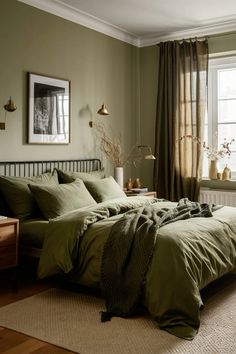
[0,263,77,354]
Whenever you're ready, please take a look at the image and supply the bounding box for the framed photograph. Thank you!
[28,73,70,144]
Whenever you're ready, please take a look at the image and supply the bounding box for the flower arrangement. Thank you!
[179,135,235,161]
[93,123,155,168]
[94,122,123,167]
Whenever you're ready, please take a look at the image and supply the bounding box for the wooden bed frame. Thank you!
[0,158,102,258]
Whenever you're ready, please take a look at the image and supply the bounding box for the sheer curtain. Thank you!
[154,39,208,201]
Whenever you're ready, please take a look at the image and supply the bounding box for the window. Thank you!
[204,56,236,179]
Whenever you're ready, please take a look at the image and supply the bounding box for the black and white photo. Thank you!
[28,73,70,144]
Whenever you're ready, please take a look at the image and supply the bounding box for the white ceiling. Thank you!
[18,0,236,46]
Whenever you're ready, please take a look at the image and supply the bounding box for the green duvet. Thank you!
[38,196,236,340]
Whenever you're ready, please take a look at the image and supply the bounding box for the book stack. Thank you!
[125,187,148,195]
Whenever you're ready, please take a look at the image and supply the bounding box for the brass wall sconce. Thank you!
[0,97,17,130]
[89,103,109,127]
[97,103,109,115]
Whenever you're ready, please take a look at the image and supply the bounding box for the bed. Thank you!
[0,159,101,257]
[0,159,235,340]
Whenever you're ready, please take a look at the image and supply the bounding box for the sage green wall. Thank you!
[140,32,236,190]
[138,47,159,190]
[1,0,236,188]
[209,32,236,54]
[0,0,139,178]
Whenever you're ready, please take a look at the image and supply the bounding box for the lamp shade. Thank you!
[97,103,109,115]
[124,145,156,166]
[137,145,156,160]
[4,97,17,112]
[144,154,156,160]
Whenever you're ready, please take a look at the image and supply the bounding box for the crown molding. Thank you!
[17,0,139,46]
[17,0,236,48]
[139,17,236,47]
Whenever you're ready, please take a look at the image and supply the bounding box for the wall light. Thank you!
[89,103,109,128]
[124,144,156,166]
[97,103,109,115]
[0,97,17,130]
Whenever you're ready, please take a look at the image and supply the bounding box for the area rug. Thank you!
[0,280,235,354]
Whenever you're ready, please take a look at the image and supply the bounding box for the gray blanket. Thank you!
[101,198,221,321]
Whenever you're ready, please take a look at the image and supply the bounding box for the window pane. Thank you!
[218,69,236,99]
[218,99,236,122]
[218,124,236,150]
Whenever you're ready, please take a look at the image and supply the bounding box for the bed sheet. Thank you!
[20,218,49,248]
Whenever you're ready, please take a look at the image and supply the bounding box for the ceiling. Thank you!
[18,0,236,46]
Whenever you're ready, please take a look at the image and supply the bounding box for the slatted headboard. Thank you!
[0,158,102,177]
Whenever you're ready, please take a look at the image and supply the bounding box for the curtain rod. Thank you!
[157,37,208,45]
[156,30,236,45]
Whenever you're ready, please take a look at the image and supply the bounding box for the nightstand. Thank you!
[125,191,157,198]
[0,218,19,290]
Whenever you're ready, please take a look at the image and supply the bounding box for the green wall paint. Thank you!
[0,0,138,180]
[1,0,236,188]
[209,32,236,54]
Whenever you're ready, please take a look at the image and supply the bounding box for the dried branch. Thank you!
[178,135,235,160]
[93,122,123,167]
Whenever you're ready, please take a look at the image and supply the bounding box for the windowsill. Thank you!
[200,179,236,190]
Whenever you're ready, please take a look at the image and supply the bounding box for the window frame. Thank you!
[207,56,236,180]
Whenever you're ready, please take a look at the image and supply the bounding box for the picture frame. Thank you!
[28,73,70,144]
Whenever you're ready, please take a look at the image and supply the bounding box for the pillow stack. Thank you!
[56,168,126,202]
[0,168,126,221]
[0,171,58,221]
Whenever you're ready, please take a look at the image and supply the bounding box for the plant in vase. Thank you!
[94,123,156,188]
[179,135,235,180]
[93,123,124,188]
[203,138,235,179]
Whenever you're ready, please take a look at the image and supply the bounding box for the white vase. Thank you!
[114,167,124,189]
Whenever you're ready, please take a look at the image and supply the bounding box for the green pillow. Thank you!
[85,176,127,203]
[0,172,58,221]
[28,179,97,219]
[56,168,105,183]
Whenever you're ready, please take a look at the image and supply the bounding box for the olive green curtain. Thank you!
[154,39,208,201]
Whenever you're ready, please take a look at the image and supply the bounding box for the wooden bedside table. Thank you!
[125,191,157,198]
[0,217,19,290]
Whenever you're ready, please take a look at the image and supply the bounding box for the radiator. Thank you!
[199,189,236,207]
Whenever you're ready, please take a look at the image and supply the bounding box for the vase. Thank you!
[114,167,124,189]
[133,177,141,189]
[125,178,133,190]
[222,164,231,181]
[208,160,218,180]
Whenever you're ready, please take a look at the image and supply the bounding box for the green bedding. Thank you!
[37,196,236,339]
[20,218,49,248]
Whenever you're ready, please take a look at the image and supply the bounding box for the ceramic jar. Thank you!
[222,165,231,181]
[125,178,133,190]
[133,178,141,188]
